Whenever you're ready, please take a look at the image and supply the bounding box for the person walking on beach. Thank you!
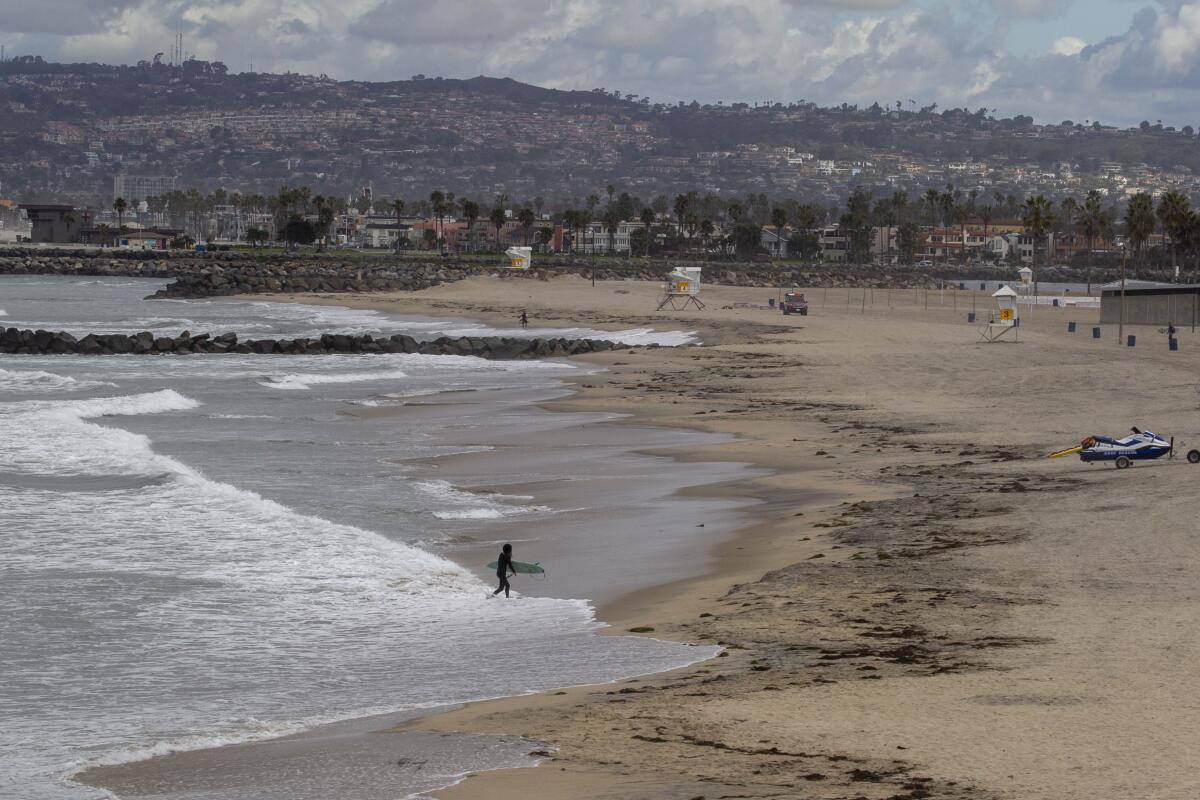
[519,311,528,329]
[493,543,516,598]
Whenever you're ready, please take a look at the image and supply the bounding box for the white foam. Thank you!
[0,368,116,394]
[390,320,699,347]
[260,368,410,390]
[417,479,548,520]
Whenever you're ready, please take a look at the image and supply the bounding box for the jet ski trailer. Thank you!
[1049,427,1175,469]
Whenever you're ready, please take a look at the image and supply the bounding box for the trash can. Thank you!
[1067,321,1076,333]
[967,312,976,323]
[1170,337,1179,352]
[1092,327,1101,338]
[1127,335,1137,347]
[768,298,775,308]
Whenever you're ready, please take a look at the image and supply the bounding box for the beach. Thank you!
[266,275,1200,800]
[3,276,731,800]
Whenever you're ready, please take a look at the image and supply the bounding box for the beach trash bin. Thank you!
[980,282,986,290]
[1170,337,1179,351]
[1068,321,1076,333]
[1093,327,1101,338]
[1127,335,1137,347]
[1052,299,1060,307]
[967,312,976,323]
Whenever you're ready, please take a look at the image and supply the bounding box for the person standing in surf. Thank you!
[493,543,516,598]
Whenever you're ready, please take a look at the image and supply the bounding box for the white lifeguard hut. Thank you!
[1018,266,1033,285]
[504,246,532,270]
[978,285,1019,342]
[657,266,705,310]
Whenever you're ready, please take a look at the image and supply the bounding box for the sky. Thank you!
[0,0,1198,127]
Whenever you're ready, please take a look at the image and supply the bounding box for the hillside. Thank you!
[2,57,1199,205]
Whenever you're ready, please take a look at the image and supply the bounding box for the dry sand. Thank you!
[274,276,1200,799]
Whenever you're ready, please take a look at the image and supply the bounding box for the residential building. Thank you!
[113,174,176,202]
[818,226,848,262]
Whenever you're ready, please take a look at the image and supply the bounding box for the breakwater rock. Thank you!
[151,264,466,297]
[0,327,621,359]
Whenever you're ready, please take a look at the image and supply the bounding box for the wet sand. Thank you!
[77,340,759,800]
[91,276,1200,800]
[346,276,1200,800]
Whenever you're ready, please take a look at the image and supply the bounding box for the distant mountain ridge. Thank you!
[1,57,1197,204]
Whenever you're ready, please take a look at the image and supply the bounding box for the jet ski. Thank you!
[1049,427,1172,469]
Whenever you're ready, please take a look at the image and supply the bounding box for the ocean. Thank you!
[0,276,731,800]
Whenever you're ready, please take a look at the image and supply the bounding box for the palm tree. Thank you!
[1125,193,1156,277]
[771,206,788,259]
[1059,197,1078,265]
[1080,190,1105,264]
[1157,191,1191,279]
[978,205,994,261]
[113,196,128,235]
[489,206,507,252]
[391,199,405,253]
[430,190,446,253]
[461,199,480,253]
[924,188,941,228]
[600,206,619,254]
[639,207,655,256]
[951,201,971,266]
[1021,196,1055,271]
[517,207,536,246]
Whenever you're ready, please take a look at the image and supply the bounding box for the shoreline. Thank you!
[75,291,771,800]
[80,275,1200,800]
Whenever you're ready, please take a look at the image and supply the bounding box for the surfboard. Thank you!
[487,560,544,575]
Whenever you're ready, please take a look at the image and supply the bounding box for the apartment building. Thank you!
[113,174,176,202]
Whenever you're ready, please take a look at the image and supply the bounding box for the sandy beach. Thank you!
[78,273,1200,800]
[272,274,1200,800]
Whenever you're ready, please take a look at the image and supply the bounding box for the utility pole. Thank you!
[1118,244,1127,345]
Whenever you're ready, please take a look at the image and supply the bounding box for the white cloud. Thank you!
[1051,35,1087,55]
[991,0,1073,17]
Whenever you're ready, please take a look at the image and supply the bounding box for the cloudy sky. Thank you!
[1,0,1198,126]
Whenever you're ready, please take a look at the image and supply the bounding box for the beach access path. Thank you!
[270,277,1200,800]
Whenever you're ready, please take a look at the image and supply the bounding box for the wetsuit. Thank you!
[493,551,513,597]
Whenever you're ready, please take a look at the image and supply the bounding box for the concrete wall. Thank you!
[1100,291,1200,326]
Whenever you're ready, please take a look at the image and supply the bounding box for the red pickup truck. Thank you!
[781,292,808,316]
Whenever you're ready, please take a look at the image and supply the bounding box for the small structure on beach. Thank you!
[978,285,1020,342]
[504,246,532,270]
[1100,283,1200,327]
[657,267,705,311]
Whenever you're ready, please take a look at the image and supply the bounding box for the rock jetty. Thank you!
[0,247,1128,299]
[0,327,620,359]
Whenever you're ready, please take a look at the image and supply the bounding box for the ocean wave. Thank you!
[259,368,410,390]
[0,368,116,394]
[417,479,548,520]
[61,389,200,419]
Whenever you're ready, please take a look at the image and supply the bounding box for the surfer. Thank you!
[520,311,528,329]
[493,543,516,598]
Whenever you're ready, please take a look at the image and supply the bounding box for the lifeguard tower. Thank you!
[979,285,1019,342]
[504,246,532,270]
[657,266,705,310]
